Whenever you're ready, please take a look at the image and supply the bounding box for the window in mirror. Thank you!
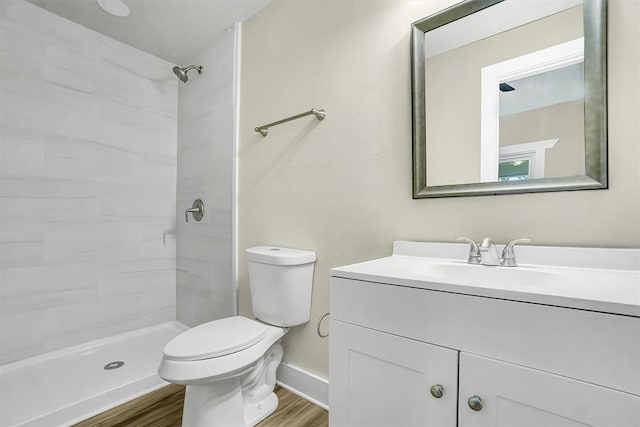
[499,160,530,181]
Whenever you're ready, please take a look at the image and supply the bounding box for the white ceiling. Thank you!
[26,0,272,64]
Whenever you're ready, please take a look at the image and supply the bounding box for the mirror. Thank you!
[411,0,607,198]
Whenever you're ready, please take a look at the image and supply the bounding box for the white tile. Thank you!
[0,287,96,315]
[99,189,175,218]
[99,258,175,276]
[0,176,96,198]
[43,45,98,94]
[45,137,142,184]
[138,237,176,261]
[142,154,177,189]
[0,309,44,363]
[0,196,99,221]
[41,316,153,353]
[193,295,233,326]
[44,221,144,263]
[40,295,174,352]
[0,17,45,65]
[141,218,176,241]
[0,90,45,131]
[143,78,179,117]
[0,69,43,98]
[41,304,175,352]
[177,266,210,294]
[174,28,236,326]
[40,80,100,111]
[98,269,175,297]
[0,220,45,242]
[0,136,45,177]
[99,35,174,82]
[0,263,98,295]
[0,241,44,268]
[41,99,100,141]
[176,286,194,327]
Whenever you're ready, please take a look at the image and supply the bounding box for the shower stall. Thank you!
[0,0,244,424]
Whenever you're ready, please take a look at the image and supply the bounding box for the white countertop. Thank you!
[330,241,640,317]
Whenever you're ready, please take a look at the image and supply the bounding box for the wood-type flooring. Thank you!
[74,384,328,427]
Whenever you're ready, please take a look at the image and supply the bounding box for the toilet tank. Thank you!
[245,246,316,327]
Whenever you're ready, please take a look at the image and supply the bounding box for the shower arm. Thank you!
[182,65,202,74]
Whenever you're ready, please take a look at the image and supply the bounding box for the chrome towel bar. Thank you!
[255,108,326,137]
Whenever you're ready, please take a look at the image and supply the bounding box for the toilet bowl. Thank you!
[158,246,315,427]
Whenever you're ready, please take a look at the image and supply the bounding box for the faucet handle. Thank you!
[501,238,532,267]
[455,237,481,264]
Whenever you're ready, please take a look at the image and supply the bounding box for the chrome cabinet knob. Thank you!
[467,395,483,411]
[430,384,444,398]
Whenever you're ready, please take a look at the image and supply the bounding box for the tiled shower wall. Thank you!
[0,0,177,363]
[176,28,236,326]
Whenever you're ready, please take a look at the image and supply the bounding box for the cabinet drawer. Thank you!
[330,277,640,395]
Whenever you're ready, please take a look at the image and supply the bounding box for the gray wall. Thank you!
[238,0,640,379]
[176,27,236,327]
[0,0,177,363]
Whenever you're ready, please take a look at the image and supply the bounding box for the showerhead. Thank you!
[172,65,203,83]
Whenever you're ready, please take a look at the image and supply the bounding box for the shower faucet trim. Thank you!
[185,199,204,222]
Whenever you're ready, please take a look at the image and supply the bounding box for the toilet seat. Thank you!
[164,317,268,361]
[158,316,287,385]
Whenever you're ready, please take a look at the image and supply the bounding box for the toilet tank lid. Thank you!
[246,246,316,266]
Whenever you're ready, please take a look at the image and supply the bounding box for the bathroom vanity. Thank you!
[329,241,640,426]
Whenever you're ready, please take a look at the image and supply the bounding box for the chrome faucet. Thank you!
[457,237,531,267]
[479,237,501,266]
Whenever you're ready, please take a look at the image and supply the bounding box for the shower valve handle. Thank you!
[185,199,204,222]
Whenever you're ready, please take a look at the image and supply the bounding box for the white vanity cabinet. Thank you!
[331,320,640,426]
[329,242,640,427]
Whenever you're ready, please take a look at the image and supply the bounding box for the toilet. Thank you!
[158,246,316,427]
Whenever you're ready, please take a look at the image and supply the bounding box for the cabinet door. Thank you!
[329,319,458,427]
[459,353,640,426]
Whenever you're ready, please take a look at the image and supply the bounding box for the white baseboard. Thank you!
[276,362,328,410]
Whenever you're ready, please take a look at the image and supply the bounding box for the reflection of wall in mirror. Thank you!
[425,5,583,186]
[500,100,585,178]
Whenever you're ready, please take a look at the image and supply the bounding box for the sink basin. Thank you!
[412,261,561,289]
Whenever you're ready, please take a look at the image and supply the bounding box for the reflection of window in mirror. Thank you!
[496,139,558,181]
[499,160,530,181]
